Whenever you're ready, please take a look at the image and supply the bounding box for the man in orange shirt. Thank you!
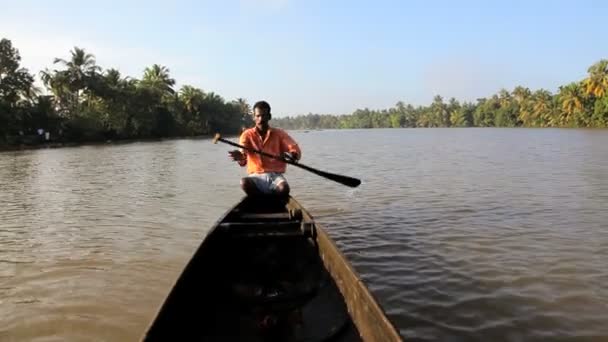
[228,100,301,197]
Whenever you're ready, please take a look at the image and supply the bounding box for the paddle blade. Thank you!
[326,173,362,188]
[304,166,362,188]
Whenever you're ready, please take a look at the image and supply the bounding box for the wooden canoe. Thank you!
[142,196,402,341]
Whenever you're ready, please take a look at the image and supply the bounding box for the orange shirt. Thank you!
[239,127,301,174]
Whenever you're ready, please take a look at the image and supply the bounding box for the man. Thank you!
[228,100,301,197]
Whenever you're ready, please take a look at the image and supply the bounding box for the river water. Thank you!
[1,128,607,341]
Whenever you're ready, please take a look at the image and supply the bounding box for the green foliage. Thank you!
[583,59,608,98]
[592,95,608,127]
[274,59,608,130]
[2,37,608,147]
[0,39,35,105]
[450,102,475,127]
[0,38,253,146]
[0,38,36,140]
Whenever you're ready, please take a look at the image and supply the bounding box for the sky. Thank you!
[1,0,607,116]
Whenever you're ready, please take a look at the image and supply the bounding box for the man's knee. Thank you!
[274,181,290,196]
[241,178,259,195]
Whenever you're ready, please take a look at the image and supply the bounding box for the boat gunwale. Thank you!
[287,197,403,342]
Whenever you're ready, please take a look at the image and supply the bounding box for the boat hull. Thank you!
[142,196,401,341]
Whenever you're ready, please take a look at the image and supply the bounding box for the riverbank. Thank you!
[0,135,227,154]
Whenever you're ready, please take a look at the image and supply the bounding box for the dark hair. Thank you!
[253,100,271,114]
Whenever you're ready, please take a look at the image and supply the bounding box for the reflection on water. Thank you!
[1,129,608,341]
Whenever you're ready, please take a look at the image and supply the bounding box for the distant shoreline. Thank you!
[0,135,226,153]
[5,126,608,154]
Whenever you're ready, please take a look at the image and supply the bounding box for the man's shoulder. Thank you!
[241,128,256,137]
[271,127,290,136]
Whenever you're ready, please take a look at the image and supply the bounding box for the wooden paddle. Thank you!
[213,133,361,188]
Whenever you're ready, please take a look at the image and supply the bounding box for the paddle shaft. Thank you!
[215,136,361,188]
[217,137,295,164]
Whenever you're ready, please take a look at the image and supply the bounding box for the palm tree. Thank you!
[531,89,555,127]
[53,47,101,91]
[235,98,253,129]
[104,68,122,88]
[498,88,512,108]
[236,98,251,116]
[512,86,532,105]
[512,86,532,126]
[583,59,608,98]
[179,85,205,113]
[473,96,499,127]
[177,85,206,133]
[47,47,102,116]
[141,64,175,94]
[558,82,585,126]
[430,95,448,127]
[40,68,73,113]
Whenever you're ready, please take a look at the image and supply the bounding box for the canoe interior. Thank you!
[143,196,363,342]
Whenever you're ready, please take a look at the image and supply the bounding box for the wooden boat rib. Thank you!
[142,196,402,341]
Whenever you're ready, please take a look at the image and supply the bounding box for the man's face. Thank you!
[254,108,270,126]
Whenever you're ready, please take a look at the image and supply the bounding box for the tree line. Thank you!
[2,36,607,149]
[0,38,253,147]
[273,61,608,130]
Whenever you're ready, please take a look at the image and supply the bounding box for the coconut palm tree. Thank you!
[53,47,101,92]
[179,85,205,113]
[104,68,122,88]
[429,95,448,127]
[141,64,175,94]
[512,86,532,126]
[512,86,532,105]
[44,47,102,116]
[531,89,555,127]
[234,97,253,129]
[498,88,512,108]
[40,68,74,114]
[583,59,608,98]
[558,82,585,126]
[235,98,250,116]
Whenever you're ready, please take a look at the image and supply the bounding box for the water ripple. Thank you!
[2,129,608,341]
